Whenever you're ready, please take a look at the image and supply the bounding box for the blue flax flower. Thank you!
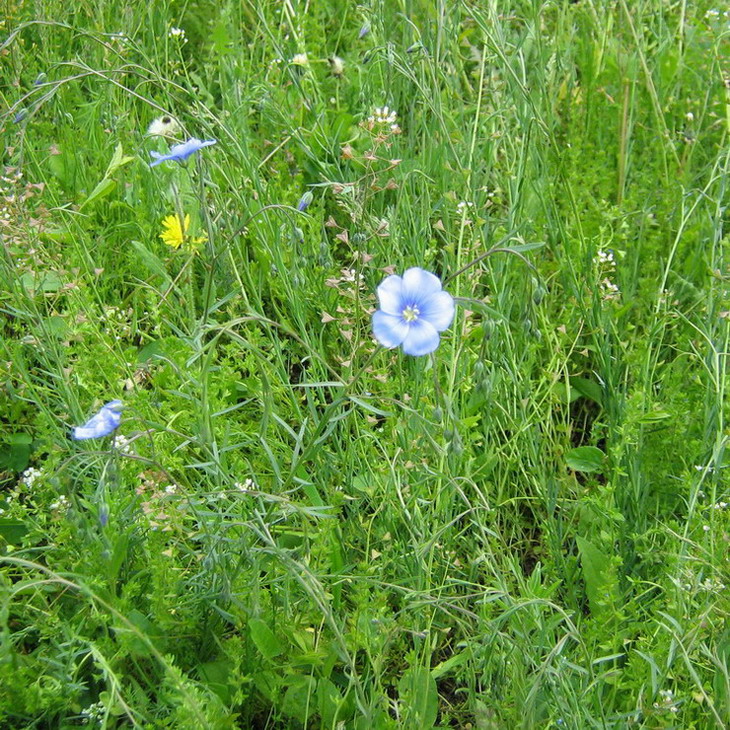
[149,137,216,167]
[372,267,455,356]
[72,400,123,440]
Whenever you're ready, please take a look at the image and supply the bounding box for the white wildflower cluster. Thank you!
[103,306,134,340]
[50,495,69,511]
[714,501,728,510]
[81,701,105,725]
[594,249,616,268]
[339,268,363,284]
[291,53,308,67]
[235,478,256,492]
[0,168,23,225]
[699,576,726,592]
[109,31,129,44]
[705,9,730,21]
[113,433,135,456]
[600,278,620,300]
[169,27,187,43]
[595,250,619,300]
[456,201,474,213]
[653,689,679,714]
[164,484,177,494]
[20,466,42,488]
[367,105,400,133]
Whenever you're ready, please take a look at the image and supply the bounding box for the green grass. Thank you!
[1,0,728,727]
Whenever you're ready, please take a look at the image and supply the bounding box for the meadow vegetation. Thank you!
[0,0,728,727]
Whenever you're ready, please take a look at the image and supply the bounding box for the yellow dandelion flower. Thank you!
[159,214,206,251]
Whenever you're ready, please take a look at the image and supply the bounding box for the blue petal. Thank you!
[401,319,440,356]
[402,267,442,303]
[72,401,123,440]
[372,310,409,348]
[419,290,455,331]
[149,138,216,167]
[376,274,404,315]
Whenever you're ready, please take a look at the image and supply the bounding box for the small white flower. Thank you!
[594,250,616,267]
[114,434,135,456]
[235,478,255,492]
[20,466,42,488]
[165,484,177,494]
[50,495,69,511]
[600,278,620,300]
[169,27,187,42]
[291,53,309,67]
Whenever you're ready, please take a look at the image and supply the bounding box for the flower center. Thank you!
[402,305,420,323]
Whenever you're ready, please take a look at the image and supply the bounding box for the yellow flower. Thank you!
[159,214,206,251]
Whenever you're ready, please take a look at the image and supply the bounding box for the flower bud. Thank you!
[329,56,345,77]
[532,278,546,305]
[448,434,464,456]
[297,191,314,211]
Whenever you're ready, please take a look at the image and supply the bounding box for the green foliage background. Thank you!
[0,0,728,727]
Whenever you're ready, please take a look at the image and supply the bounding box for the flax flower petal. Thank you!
[418,290,455,331]
[376,274,405,316]
[401,319,440,356]
[72,400,124,440]
[401,267,442,301]
[372,311,409,348]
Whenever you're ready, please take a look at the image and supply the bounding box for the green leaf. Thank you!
[199,660,233,703]
[80,177,116,208]
[317,677,344,727]
[211,19,233,57]
[0,434,32,472]
[130,240,172,289]
[20,271,63,293]
[137,339,169,363]
[566,445,605,473]
[569,377,604,407]
[248,617,284,660]
[0,519,29,544]
[398,666,438,729]
[281,675,317,722]
[503,241,545,253]
[576,536,611,617]
[105,142,135,176]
